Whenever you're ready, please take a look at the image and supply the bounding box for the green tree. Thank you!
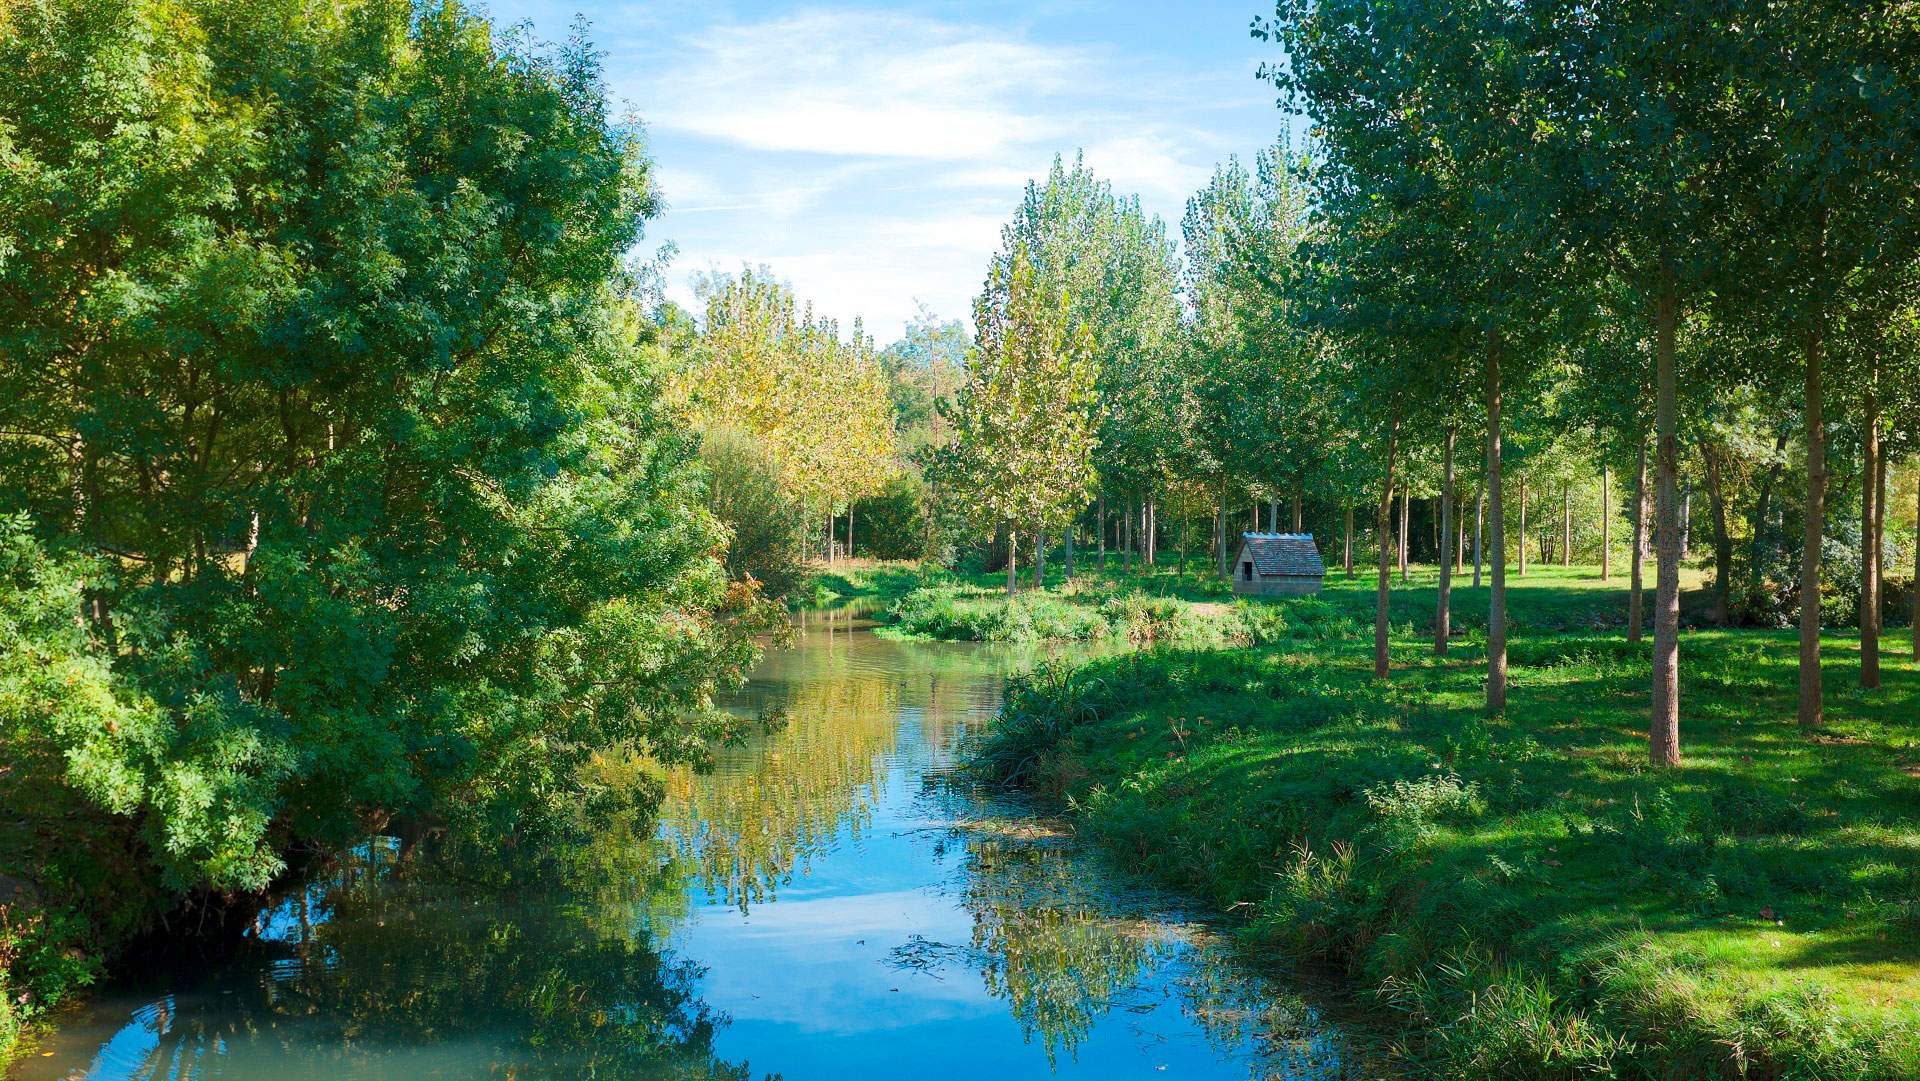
[952,250,1100,596]
[0,0,778,895]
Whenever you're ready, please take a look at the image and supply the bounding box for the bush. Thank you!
[700,428,810,599]
[852,473,934,560]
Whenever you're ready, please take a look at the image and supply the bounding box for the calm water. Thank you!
[15,607,1349,1081]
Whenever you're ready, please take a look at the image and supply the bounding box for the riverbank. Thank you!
[974,569,1920,1079]
[810,557,1366,645]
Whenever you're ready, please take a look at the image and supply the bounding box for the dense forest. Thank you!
[4,0,1919,1076]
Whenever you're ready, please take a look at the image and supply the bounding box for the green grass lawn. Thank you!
[970,561,1920,1079]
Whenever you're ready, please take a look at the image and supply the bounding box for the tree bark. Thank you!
[1007,525,1018,597]
[1216,482,1228,578]
[1344,505,1355,577]
[1398,487,1410,582]
[848,502,855,560]
[1652,268,1683,765]
[1702,441,1733,625]
[1292,490,1302,532]
[1457,491,1467,572]
[1437,424,1455,656]
[1561,481,1571,568]
[1798,316,1826,728]
[1123,498,1133,575]
[1375,409,1402,680]
[1473,456,1485,589]
[1098,493,1106,572]
[1147,496,1157,566]
[1065,517,1076,579]
[1601,467,1611,581]
[1518,480,1528,578]
[1034,526,1045,590]
[1485,331,1508,712]
[1630,435,1647,645]
[1861,359,1881,688]
[1874,426,1887,635]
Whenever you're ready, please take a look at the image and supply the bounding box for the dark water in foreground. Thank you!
[15,608,1349,1081]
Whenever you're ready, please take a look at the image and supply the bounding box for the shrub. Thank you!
[700,428,810,598]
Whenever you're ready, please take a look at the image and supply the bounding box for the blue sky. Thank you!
[481,1,1296,341]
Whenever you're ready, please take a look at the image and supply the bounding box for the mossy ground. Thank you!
[974,561,1920,1079]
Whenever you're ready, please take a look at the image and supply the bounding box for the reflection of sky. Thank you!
[675,680,1291,1080]
[24,619,1336,1081]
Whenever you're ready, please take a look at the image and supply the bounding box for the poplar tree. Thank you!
[951,251,1100,596]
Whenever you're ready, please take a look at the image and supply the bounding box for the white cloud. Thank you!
[521,1,1295,338]
[647,11,1085,160]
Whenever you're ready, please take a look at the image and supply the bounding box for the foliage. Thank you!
[698,428,810,599]
[949,249,1100,539]
[674,266,898,519]
[0,0,784,1047]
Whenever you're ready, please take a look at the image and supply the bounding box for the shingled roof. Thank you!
[1244,533,1326,577]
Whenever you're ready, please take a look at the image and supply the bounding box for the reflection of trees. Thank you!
[958,833,1349,1076]
[655,611,1018,909]
[48,836,763,1081]
[961,838,1175,1063]
[658,666,898,909]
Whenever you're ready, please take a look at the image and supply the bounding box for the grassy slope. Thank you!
[976,563,1920,1079]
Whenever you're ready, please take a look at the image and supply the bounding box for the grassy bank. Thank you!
[975,566,1920,1079]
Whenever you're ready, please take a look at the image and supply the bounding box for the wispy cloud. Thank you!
[489,1,1288,337]
[647,10,1085,160]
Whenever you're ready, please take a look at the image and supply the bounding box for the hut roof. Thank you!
[1242,533,1325,577]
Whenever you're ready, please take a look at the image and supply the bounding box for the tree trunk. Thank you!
[1748,429,1790,608]
[1630,436,1647,644]
[1065,517,1076,579]
[1136,495,1152,568]
[1437,424,1455,656]
[1292,491,1302,532]
[1375,409,1403,680]
[1518,480,1528,578]
[1652,268,1683,765]
[1485,330,1508,712]
[1398,487,1410,582]
[1457,492,1467,572]
[848,502,855,560]
[1798,316,1826,728]
[1701,441,1732,625]
[1561,482,1571,568]
[1007,525,1018,597]
[826,511,835,563]
[1098,494,1106,572]
[1874,427,1887,635]
[1216,482,1228,578]
[1344,505,1355,578]
[1123,499,1133,575]
[1034,526,1045,590]
[1473,457,1485,589]
[1861,360,1880,689]
[1601,467,1611,581]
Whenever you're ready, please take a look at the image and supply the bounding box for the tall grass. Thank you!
[972,624,1920,1079]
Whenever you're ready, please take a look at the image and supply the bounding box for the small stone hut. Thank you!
[1229,532,1326,596]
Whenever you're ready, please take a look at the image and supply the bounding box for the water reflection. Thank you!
[20,607,1349,1081]
[17,836,759,1081]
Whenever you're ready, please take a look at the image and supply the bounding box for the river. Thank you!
[13,605,1350,1081]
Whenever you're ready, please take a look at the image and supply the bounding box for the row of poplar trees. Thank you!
[1259,0,1920,764]
[942,1,1919,767]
